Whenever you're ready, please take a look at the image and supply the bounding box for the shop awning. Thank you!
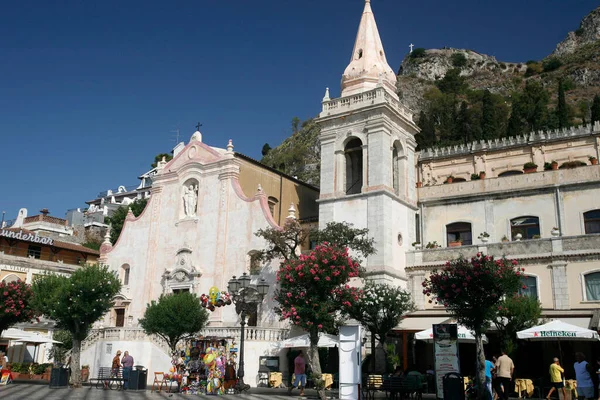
[394,315,449,331]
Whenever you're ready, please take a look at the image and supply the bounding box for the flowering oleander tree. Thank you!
[274,244,361,400]
[347,281,415,372]
[0,280,38,338]
[423,253,523,400]
[32,264,121,388]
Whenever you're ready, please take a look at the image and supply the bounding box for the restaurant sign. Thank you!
[537,331,576,337]
[0,229,54,246]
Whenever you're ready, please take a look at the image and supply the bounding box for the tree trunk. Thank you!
[475,334,487,400]
[71,338,82,388]
[306,331,327,400]
[371,333,376,372]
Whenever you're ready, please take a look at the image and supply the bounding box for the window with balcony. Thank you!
[27,245,41,259]
[585,272,600,301]
[345,138,363,195]
[511,216,540,239]
[584,210,600,234]
[518,275,538,299]
[446,222,472,246]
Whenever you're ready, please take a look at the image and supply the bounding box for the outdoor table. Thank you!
[269,372,282,388]
[514,378,534,398]
[322,373,333,389]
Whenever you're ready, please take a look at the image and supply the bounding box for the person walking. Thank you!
[546,357,567,400]
[288,350,306,396]
[574,353,595,400]
[495,350,514,400]
[121,351,134,390]
[485,356,496,400]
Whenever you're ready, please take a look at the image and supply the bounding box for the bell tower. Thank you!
[316,0,420,285]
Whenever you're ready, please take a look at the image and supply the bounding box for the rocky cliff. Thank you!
[553,6,600,56]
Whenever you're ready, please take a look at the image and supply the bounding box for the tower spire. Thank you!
[341,0,398,99]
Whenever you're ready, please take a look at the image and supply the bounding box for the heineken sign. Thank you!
[0,229,54,246]
[534,331,576,337]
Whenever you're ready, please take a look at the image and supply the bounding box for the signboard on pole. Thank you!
[433,324,460,399]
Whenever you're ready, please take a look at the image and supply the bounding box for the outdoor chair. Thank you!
[151,372,168,393]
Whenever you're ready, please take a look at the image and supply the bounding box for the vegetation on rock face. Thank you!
[151,153,173,168]
[260,117,320,186]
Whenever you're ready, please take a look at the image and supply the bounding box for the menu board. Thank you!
[433,324,460,399]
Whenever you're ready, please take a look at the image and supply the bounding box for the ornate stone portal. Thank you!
[162,248,202,293]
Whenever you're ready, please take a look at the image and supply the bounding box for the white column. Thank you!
[550,261,570,310]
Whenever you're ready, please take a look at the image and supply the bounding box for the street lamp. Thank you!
[227,272,269,393]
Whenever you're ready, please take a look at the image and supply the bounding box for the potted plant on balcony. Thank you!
[589,156,598,165]
[411,241,422,250]
[445,176,455,184]
[523,162,538,173]
[479,171,486,179]
[560,160,587,169]
[449,238,463,247]
[501,235,509,243]
[551,160,559,170]
[551,227,560,237]
[471,173,480,181]
[416,181,423,188]
[425,241,440,249]
[478,232,490,243]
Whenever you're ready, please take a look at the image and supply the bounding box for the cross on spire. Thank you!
[409,43,414,53]
[195,122,203,131]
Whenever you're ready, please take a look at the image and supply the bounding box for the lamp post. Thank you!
[227,272,269,393]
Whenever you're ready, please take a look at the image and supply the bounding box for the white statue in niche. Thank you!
[183,184,199,217]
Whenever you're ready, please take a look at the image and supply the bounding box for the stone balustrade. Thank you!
[321,87,414,121]
[419,121,600,160]
[407,234,600,268]
[417,165,600,202]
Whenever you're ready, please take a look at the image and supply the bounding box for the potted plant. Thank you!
[523,162,538,173]
[449,238,463,247]
[560,160,587,169]
[426,241,440,249]
[590,156,598,165]
[551,227,560,237]
[446,176,454,184]
[471,173,480,181]
[478,232,490,243]
[501,235,509,243]
[479,171,486,179]
[551,160,559,170]
[31,363,44,379]
[81,365,90,382]
[416,181,423,188]
[412,241,422,250]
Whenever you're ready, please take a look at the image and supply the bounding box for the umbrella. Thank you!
[415,325,488,343]
[517,320,599,361]
[13,333,62,363]
[0,328,34,340]
[517,320,599,341]
[272,333,339,349]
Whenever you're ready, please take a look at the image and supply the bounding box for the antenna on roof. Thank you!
[171,127,181,145]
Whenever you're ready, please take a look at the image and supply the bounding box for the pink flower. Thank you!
[318,324,323,329]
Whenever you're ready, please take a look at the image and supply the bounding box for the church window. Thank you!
[510,216,540,240]
[446,222,472,246]
[268,197,279,217]
[584,272,600,301]
[584,210,600,234]
[518,275,538,299]
[392,141,405,196]
[173,288,190,295]
[27,245,42,259]
[121,264,130,286]
[248,251,261,275]
[499,170,523,177]
[345,138,363,195]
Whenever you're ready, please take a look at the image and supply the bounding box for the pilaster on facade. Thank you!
[549,261,570,310]
[407,272,427,310]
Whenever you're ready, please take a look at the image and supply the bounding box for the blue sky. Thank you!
[0,0,596,221]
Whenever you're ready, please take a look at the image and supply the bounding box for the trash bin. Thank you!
[49,367,69,388]
[128,365,147,391]
[443,372,465,400]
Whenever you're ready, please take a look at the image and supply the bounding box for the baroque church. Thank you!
[73,0,600,383]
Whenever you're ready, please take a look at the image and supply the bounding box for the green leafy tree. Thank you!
[436,68,467,95]
[274,244,362,400]
[542,57,562,72]
[261,143,272,157]
[410,48,426,58]
[415,111,437,150]
[48,330,73,363]
[451,53,468,69]
[309,221,375,262]
[592,95,600,124]
[32,264,121,387]
[423,254,523,400]
[456,101,473,145]
[556,79,570,129]
[151,153,173,169]
[291,117,301,134]
[347,282,415,371]
[139,292,209,355]
[0,280,37,338]
[481,90,499,140]
[104,199,148,244]
[494,295,542,356]
[507,81,550,136]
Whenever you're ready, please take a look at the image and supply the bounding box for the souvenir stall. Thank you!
[169,287,237,395]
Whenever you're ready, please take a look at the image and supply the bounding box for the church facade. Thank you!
[78,0,600,384]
